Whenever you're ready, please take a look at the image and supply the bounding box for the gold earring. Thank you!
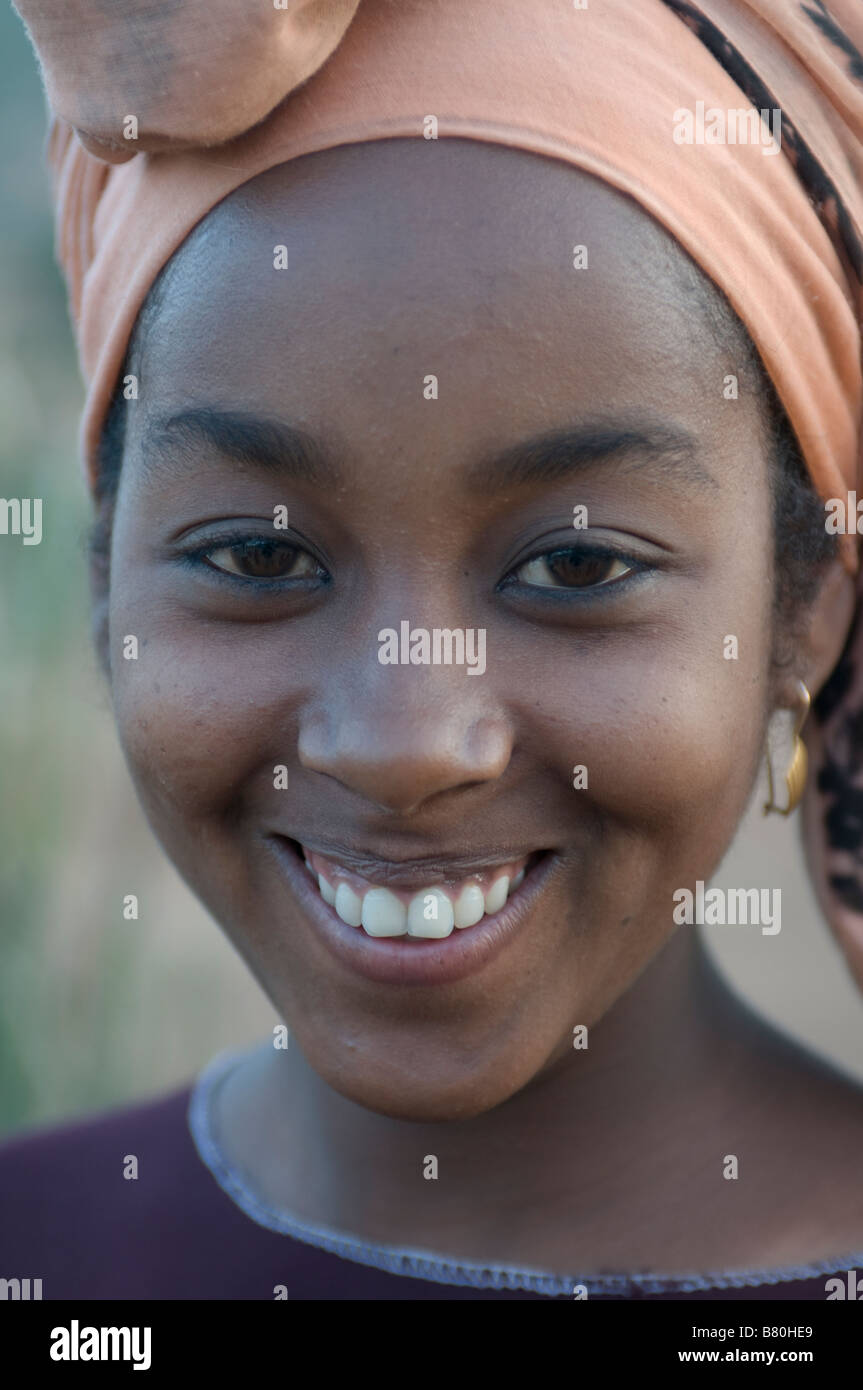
[763,680,811,817]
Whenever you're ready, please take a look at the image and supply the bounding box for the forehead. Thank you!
[136,141,730,368]
[126,139,759,484]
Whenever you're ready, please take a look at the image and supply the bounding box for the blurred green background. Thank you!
[1,2,861,1140]
[0,1,271,1136]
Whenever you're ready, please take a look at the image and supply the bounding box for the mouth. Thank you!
[266,836,558,986]
[300,843,535,938]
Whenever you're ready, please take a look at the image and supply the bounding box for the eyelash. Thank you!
[178,529,331,591]
[501,544,647,598]
[177,531,650,598]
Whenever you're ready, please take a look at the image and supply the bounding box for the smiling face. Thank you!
[102,138,785,1120]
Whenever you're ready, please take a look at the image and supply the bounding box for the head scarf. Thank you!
[44,0,863,987]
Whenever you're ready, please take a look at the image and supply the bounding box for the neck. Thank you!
[218,928,771,1269]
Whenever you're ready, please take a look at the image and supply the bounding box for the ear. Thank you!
[774,557,856,710]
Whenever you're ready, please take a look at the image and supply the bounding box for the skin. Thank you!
[96,139,863,1276]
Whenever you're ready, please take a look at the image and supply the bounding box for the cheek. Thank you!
[526,613,771,845]
[108,602,295,830]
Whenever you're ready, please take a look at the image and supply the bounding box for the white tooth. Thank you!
[512,867,526,890]
[453,883,485,929]
[361,888,408,937]
[483,875,510,916]
[407,888,454,938]
[334,882,363,927]
[318,874,336,906]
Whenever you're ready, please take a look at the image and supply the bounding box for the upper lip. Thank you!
[271,835,548,890]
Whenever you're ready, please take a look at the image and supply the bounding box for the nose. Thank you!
[297,666,513,814]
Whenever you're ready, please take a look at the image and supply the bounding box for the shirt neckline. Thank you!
[187,1044,863,1297]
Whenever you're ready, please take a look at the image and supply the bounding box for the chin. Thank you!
[306,1044,536,1123]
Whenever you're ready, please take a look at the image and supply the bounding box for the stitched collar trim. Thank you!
[187,1045,863,1298]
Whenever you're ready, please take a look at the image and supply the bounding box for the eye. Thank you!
[202,537,323,581]
[511,547,634,589]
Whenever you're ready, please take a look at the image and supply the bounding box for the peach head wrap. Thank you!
[43,0,863,985]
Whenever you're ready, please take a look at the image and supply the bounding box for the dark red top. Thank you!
[0,1055,857,1301]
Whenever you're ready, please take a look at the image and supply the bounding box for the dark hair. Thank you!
[89,257,838,665]
[766,376,837,667]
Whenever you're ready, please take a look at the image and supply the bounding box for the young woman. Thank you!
[3,0,863,1299]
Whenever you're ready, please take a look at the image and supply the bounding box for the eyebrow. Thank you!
[139,407,716,493]
[467,419,716,492]
[140,408,338,487]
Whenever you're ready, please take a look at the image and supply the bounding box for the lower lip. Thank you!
[265,836,559,987]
